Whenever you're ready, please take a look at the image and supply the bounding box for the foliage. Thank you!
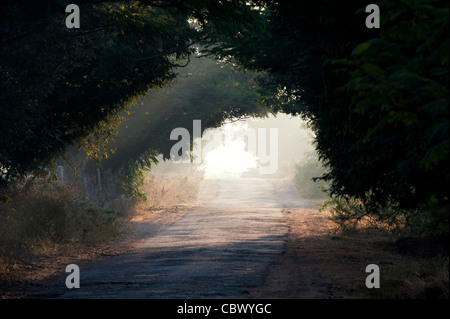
[293,153,329,199]
[139,173,201,209]
[101,55,268,197]
[0,177,123,259]
[321,0,449,211]
[0,1,184,186]
[319,194,409,233]
[1,0,448,236]
[0,0,261,188]
[204,0,449,235]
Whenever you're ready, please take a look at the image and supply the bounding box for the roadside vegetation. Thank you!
[293,153,448,299]
[315,190,448,299]
[321,210,449,299]
[293,152,329,200]
[0,166,201,298]
[0,176,125,295]
[1,0,447,299]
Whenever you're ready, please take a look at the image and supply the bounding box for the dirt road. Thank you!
[46,178,313,299]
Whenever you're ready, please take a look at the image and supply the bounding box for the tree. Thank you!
[100,55,268,198]
[204,0,449,233]
[2,0,447,236]
[0,0,261,187]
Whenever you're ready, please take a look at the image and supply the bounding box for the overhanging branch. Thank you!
[134,41,196,62]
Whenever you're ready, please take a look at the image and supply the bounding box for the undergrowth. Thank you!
[319,194,449,299]
[0,177,128,283]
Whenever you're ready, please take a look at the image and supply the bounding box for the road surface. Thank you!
[53,178,310,298]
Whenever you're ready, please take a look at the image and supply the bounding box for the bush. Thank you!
[0,177,124,259]
[293,155,329,199]
[319,193,449,238]
[139,173,201,209]
[317,194,403,233]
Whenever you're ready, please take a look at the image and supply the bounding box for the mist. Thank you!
[150,113,317,181]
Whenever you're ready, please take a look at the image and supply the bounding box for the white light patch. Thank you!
[202,140,257,179]
[200,122,258,179]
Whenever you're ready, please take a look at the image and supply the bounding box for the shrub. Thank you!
[293,154,329,199]
[319,192,448,238]
[139,173,200,209]
[0,177,124,259]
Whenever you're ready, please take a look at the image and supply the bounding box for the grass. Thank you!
[0,170,202,298]
[138,171,202,209]
[320,210,449,299]
[0,177,128,293]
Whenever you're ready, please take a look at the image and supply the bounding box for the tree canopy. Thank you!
[99,55,268,197]
[203,0,448,232]
[0,0,448,233]
[0,0,261,186]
